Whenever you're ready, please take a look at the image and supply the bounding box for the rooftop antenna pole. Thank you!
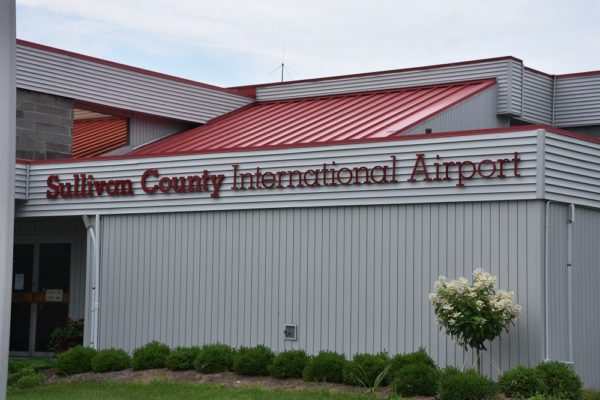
[0,0,16,398]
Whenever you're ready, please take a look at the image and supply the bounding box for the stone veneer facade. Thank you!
[16,89,73,160]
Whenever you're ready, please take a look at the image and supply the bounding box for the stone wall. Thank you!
[16,89,73,160]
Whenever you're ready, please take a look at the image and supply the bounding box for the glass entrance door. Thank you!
[10,242,71,355]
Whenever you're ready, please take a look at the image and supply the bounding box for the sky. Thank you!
[15,0,600,88]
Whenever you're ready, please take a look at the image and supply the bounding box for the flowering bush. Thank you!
[429,269,521,371]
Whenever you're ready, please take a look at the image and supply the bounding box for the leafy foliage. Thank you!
[389,346,436,376]
[343,353,391,387]
[269,349,310,379]
[165,347,201,371]
[232,345,274,376]
[91,348,131,372]
[55,346,97,375]
[48,318,84,353]
[303,351,347,383]
[430,268,521,352]
[131,341,171,370]
[392,363,439,397]
[536,361,583,400]
[498,365,547,398]
[437,367,497,400]
[194,343,236,374]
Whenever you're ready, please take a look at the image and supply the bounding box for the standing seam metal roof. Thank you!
[132,79,496,156]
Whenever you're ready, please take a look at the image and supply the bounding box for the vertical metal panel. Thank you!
[13,217,87,319]
[545,203,570,361]
[256,60,521,116]
[16,44,253,124]
[554,75,600,127]
[522,70,553,125]
[98,200,544,377]
[129,114,195,147]
[403,86,508,135]
[572,206,600,389]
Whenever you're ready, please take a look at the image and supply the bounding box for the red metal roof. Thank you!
[133,80,496,156]
[72,117,128,158]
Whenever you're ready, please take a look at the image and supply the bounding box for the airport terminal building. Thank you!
[9,40,600,387]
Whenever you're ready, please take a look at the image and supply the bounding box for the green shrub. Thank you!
[7,367,36,388]
[498,365,547,398]
[437,367,497,400]
[393,363,439,397]
[131,341,171,370]
[584,390,600,400]
[303,351,347,383]
[269,349,310,379]
[55,346,97,375]
[233,345,274,376]
[343,352,391,387]
[536,361,583,400]
[8,359,17,374]
[16,373,44,389]
[194,343,236,374]
[390,346,436,376]
[91,348,131,372]
[164,346,201,371]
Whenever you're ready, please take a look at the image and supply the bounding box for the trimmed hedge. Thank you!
[390,346,436,376]
[194,343,236,374]
[343,352,390,387]
[233,345,274,376]
[498,365,547,399]
[393,363,439,397]
[536,361,583,400]
[269,349,309,379]
[437,367,497,400]
[91,348,131,372]
[166,346,201,371]
[303,351,347,383]
[131,341,171,370]
[55,346,97,375]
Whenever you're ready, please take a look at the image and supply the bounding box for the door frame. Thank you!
[11,237,75,357]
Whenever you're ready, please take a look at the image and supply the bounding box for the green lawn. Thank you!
[8,381,390,400]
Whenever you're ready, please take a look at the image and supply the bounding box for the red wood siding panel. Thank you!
[72,117,128,158]
[133,80,495,156]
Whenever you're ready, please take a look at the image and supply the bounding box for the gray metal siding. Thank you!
[522,70,553,125]
[544,132,600,209]
[17,131,539,217]
[256,60,521,115]
[15,163,27,200]
[545,203,570,362]
[13,217,87,320]
[16,44,253,124]
[403,86,508,135]
[98,201,545,377]
[554,75,600,127]
[572,206,600,389]
[129,114,195,147]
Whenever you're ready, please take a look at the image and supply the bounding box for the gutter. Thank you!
[82,214,101,350]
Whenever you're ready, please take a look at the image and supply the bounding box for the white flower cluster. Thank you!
[429,268,522,350]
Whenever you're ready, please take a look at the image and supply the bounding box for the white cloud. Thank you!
[15,0,600,86]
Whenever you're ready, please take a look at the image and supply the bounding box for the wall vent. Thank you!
[284,324,297,341]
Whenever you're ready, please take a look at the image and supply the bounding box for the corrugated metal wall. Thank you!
[15,163,27,200]
[522,70,553,125]
[16,43,253,124]
[256,59,521,116]
[98,201,544,377]
[403,86,508,135]
[546,203,600,389]
[18,130,540,217]
[544,132,600,209]
[555,75,600,127]
[13,217,87,320]
[129,114,195,147]
[572,206,600,389]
